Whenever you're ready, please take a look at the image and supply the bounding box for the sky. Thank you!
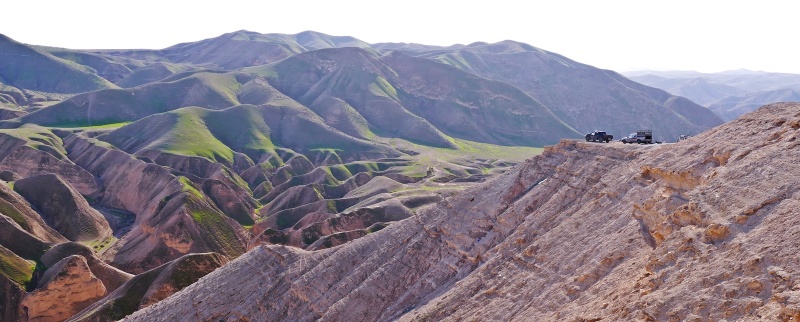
[2,0,798,74]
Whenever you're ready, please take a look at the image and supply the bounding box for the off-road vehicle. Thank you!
[585,131,613,143]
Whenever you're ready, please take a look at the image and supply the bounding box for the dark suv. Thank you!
[585,131,613,143]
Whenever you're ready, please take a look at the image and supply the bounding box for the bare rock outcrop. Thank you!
[41,243,133,294]
[14,173,112,242]
[126,103,800,321]
[22,255,106,322]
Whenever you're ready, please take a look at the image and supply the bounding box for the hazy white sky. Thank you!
[2,0,798,73]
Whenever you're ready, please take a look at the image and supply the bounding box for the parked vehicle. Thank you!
[677,134,690,142]
[620,130,654,144]
[619,133,639,144]
[585,131,613,143]
[636,130,654,144]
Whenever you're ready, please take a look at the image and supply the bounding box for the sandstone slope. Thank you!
[127,102,800,321]
[22,255,107,322]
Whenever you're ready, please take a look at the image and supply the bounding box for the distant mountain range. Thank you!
[625,69,800,121]
[0,30,726,321]
[1,30,722,140]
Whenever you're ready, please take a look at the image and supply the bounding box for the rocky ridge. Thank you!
[128,103,800,321]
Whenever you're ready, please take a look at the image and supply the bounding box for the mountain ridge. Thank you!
[626,69,800,120]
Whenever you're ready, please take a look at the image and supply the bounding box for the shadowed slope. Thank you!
[14,173,112,242]
[61,134,249,273]
[0,124,100,195]
[0,181,67,244]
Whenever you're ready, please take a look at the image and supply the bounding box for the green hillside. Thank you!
[97,104,397,164]
[0,245,34,286]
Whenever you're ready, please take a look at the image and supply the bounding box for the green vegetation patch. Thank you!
[0,245,35,286]
[393,137,543,177]
[0,124,67,158]
[369,76,399,100]
[193,73,243,106]
[185,197,242,256]
[0,198,31,231]
[178,176,204,199]
[435,53,476,73]
[52,122,132,131]
[203,105,277,161]
[325,164,353,181]
[86,236,119,255]
[153,108,236,163]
